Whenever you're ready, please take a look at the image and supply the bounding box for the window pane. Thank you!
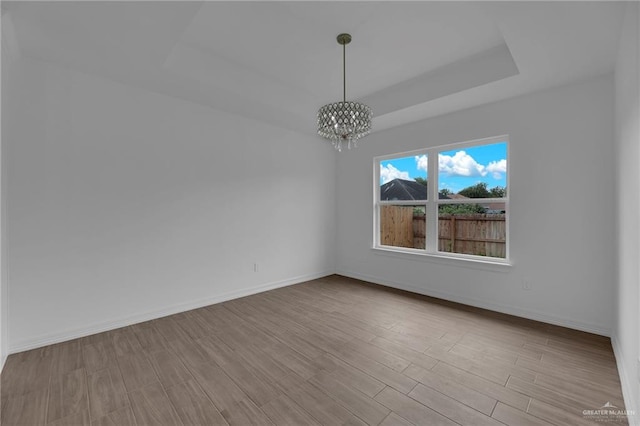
[380,205,426,249]
[438,142,507,198]
[380,154,428,201]
[438,204,506,258]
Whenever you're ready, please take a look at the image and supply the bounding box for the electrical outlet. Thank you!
[523,278,532,291]
[253,263,259,273]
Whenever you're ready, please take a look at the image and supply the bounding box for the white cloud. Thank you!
[415,155,428,172]
[438,151,486,177]
[486,159,507,179]
[380,163,411,184]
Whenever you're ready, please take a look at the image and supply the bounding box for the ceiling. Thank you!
[2,1,626,135]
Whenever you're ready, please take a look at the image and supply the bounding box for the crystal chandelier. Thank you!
[317,33,372,152]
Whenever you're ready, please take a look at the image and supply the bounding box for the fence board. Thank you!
[413,213,426,249]
[438,214,505,258]
[380,206,505,258]
[380,205,414,248]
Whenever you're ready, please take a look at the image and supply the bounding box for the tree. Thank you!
[489,186,506,198]
[414,177,427,186]
[458,182,491,198]
[439,204,486,215]
[457,182,506,198]
[439,188,452,197]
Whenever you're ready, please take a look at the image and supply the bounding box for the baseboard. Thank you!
[8,270,333,353]
[337,269,611,337]
[611,334,640,426]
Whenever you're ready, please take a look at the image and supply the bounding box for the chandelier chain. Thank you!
[343,41,346,103]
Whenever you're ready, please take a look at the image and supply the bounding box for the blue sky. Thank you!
[380,142,507,194]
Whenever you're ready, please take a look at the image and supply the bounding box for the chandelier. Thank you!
[317,33,372,151]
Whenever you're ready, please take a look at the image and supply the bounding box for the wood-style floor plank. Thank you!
[343,339,411,372]
[1,352,52,400]
[49,341,85,377]
[1,388,49,426]
[82,340,117,373]
[147,349,193,388]
[111,330,143,358]
[379,412,415,426]
[526,398,613,426]
[369,336,439,371]
[425,344,512,385]
[403,364,497,415]
[374,386,457,426]
[534,371,625,408]
[430,361,530,411]
[87,366,129,420]
[129,382,183,426]
[185,361,250,412]
[219,399,275,426]
[116,353,159,392]
[259,341,326,380]
[408,383,502,426]
[506,375,596,414]
[46,367,88,424]
[152,316,185,342]
[309,371,390,425]
[326,344,417,394]
[132,323,170,353]
[232,342,307,394]
[208,347,283,407]
[492,402,554,426]
[262,394,323,426]
[0,275,628,426]
[91,405,137,426]
[283,382,368,426]
[47,409,91,426]
[515,355,622,389]
[316,353,386,398]
[166,335,212,367]
[165,380,229,426]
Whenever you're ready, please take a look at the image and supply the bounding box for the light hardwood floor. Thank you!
[0,275,628,425]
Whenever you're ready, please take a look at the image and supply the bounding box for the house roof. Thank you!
[380,179,427,201]
[380,179,479,201]
[445,193,468,200]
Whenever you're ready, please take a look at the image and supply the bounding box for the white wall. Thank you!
[613,2,640,423]
[5,57,336,352]
[336,75,615,336]
[0,11,16,369]
[0,11,4,370]
[0,17,4,370]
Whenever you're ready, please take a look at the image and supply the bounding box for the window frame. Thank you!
[374,135,510,265]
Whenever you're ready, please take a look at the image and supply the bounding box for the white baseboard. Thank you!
[337,269,611,337]
[611,334,640,426]
[8,271,333,354]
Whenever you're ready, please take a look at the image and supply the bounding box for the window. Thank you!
[375,136,508,262]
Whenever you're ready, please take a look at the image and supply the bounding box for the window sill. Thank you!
[371,246,512,272]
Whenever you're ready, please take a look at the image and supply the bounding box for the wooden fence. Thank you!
[380,205,506,258]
